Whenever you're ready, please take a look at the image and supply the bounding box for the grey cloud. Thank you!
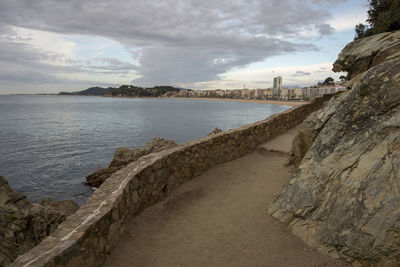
[133,39,314,86]
[0,28,133,91]
[317,24,335,35]
[0,0,347,91]
[315,67,331,73]
[0,0,339,38]
[87,58,139,73]
[293,71,311,77]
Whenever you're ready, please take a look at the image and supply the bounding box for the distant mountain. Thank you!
[58,85,182,97]
[105,85,181,97]
[58,87,112,96]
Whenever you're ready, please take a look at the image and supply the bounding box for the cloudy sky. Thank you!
[0,0,368,94]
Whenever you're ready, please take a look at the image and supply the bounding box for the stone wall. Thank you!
[12,94,337,267]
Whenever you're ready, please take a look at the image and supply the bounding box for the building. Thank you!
[280,88,289,100]
[293,88,305,100]
[265,89,273,99]
[273,76,283,97]
[241,89,249,99]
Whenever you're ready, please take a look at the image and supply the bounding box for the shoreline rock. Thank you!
[0,176,78,266]
[207,128,223,136]
[86,137,178,187]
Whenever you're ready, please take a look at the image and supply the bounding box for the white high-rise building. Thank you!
[273,76,282,97]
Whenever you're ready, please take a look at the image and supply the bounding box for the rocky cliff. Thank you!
[269,31,400,265]
[333,30,400,86]
[0,176,78,266]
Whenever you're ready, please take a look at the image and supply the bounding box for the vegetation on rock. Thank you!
[354,0,400,39]
[322,77,334,85]
[105,85,180,97]
[58,85,182,97]
[58,86,112,96]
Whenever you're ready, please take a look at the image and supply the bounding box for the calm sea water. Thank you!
[0,95,290,205]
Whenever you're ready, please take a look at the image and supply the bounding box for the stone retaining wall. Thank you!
[12,94,338,266]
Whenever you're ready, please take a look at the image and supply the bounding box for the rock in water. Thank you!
[0,176,77,266]
[86,167,120,188]
[0,176,29,208]
[207,128,223,136]
[269,32,400,265]
[87,137,178,187]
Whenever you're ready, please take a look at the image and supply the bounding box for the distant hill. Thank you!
[58,85,181,97]
[105,85,181,97]
[58,87,112,96]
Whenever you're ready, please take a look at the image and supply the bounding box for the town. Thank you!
[173,76,346,101]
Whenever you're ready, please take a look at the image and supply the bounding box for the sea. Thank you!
[0,95,290,205]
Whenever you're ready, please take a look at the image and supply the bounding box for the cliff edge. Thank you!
[269,31,400,265]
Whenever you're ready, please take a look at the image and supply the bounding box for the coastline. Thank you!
[173,97,307,106]
[104,95,307,106]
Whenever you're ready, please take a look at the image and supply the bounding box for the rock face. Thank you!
[333,30,400,80]
[87,137,178,187]
[287,92,348,168]
[0,176,77,266]
[269,32,400,265]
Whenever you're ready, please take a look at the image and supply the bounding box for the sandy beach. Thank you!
[105,96,308,106]
[174,97,308,106]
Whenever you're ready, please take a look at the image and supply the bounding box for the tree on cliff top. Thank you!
[322,77,334,85]
[354,0,400,40]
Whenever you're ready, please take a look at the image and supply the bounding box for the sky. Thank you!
[0,0,368,94]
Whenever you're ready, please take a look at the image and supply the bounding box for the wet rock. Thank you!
[269,53,400,265]
[86,138,177,187]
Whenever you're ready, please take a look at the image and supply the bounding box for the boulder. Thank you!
[207,128,223,136]
[87,137,177,187]
[0,176,76,266]
[269,51,400,265]
[86,167,120,188]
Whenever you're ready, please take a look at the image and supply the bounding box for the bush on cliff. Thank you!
[355,0,400,40]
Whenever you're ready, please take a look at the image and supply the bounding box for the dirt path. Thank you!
[104,128,347,267]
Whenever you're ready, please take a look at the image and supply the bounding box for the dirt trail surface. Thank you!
[104,127,348,267]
